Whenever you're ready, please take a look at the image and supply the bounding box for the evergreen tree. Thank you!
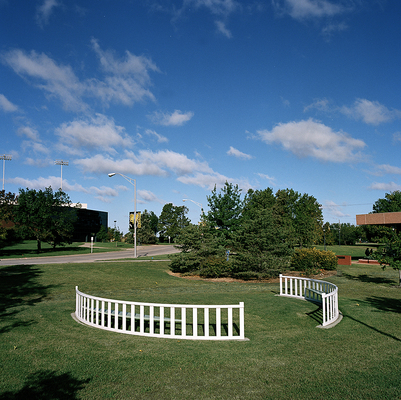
[206,182,243,243]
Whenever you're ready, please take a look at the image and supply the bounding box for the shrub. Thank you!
[200,256,231,278]
[291,248,337,275]
[231,271,260,280]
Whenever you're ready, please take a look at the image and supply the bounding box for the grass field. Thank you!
[1,256,400,399]
[0,240,140,258]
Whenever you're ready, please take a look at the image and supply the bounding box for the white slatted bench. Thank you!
[279,275,340,327]
[304,287,325,303]
[75,286,246,340]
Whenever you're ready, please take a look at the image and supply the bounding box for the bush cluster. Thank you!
[200,256,231,278]
[291,248,337,275]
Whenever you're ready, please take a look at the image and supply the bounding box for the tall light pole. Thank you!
[108,172,137,258]
[1,154,12,191]
[54,160,69,190]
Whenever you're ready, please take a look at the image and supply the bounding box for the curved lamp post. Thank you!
[108,172,137,258]
[183,198,204,216]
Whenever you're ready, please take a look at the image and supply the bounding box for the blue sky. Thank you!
[1,0,401,232]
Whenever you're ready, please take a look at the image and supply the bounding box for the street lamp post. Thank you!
[1,154,12,191]
[54,160,69,190]
[182,198,204,216]
[108,172,137,258]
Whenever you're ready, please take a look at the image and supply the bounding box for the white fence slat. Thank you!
[216,307,221,337]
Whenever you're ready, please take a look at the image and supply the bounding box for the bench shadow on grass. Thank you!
[0,265,57,334]
[305,307,323,325]
[0,370,90,400]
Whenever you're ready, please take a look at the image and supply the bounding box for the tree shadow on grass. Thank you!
[341,272,395,285]
[0,246,83,257]
[0,370,90,400]
[343,313,401,342]
[0,265,57,334]
[361,296,401,313]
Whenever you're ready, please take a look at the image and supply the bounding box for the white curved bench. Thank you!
[279,275,340,327]
[74,286,246,340]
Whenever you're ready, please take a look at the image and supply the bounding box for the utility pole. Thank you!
[54,160,69,190]
[1,154,12,191]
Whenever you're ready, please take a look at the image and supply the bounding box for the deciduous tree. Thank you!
[158,203,190,242]
[373,191,401,213]
[0,190,17,242]
[14,187,77,251]
[137,209,158,244]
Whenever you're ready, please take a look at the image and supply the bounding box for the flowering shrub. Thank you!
[291,248,337,275]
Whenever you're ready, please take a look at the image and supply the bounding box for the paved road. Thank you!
[0,245,179,266]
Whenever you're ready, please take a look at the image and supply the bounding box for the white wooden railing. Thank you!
[75,286,245,340]
[279,275,339,327]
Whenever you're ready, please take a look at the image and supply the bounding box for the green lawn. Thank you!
[1,259,400,399]
[314,244,382,259]
[0,240,138,258]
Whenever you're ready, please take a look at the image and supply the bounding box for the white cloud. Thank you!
[215,20,232,38]
[17,126,40,141]
[36,0,61,27]
[148,110,194,126]
[2,49,87,111]
[90,38,159,106]
[74,150,250,193]
[24,158,52,168]
[369,181,401,191]
[9,175,117,197]
[393,132,401,142]
[323,200,350,218]
[321,21,348,37]
[21,140,50,155]
[304,98,330,113]
[374,164,401,176]
[137,189,164,204]
[74,154,167,176]
[340,98,401,125]
[0,94,18,112]
[257,173,276,185]
[137,149,213,175]
[145,129,168,143]
[177,172,253,191]
[256,118,366,162]
[273,0,346,20]
[2,41,159,111]
[89,185,118,197]
[227,146,253,160]
[55,114,133,154]
[187,0,240,16]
